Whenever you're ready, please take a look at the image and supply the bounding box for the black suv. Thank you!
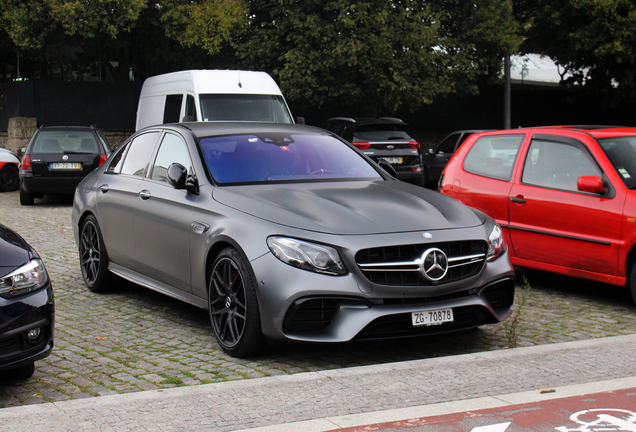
[421,129,491,188]
[325,117,423,184]
[19,126,111,205]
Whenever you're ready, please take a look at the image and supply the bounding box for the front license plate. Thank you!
[50,162,81,170]
[412,308,454,327]
[380,157,403,164]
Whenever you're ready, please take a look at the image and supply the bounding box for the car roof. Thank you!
[470,126,636,140]
[326,117,408,126]
[37,125,101,132]
[157,122,333,139]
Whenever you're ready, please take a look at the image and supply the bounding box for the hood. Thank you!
[0,224,30,273]
[213,180,484,235]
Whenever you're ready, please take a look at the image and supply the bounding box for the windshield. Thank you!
[32,130,101,154]
[598,136,636,188]
[199,94,293,123]
[200,133,382,184]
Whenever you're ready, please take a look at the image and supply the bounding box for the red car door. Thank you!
[507,133,624,284]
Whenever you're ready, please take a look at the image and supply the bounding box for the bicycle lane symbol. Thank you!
[555,409,636,432]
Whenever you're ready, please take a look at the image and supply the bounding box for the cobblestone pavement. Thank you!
[0,190,635,408]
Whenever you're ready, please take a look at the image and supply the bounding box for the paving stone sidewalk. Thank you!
[1,191,635,408]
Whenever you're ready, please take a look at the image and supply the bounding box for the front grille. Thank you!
[356,240,487,286]
[283,298,339,333]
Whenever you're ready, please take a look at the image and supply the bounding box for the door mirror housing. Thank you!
[577,176,604,194]
[167,163,188,189]
[378,159,398,178]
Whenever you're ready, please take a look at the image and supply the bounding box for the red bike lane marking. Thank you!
[327,387,636,431]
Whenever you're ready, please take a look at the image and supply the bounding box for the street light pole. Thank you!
[504,54,511,129]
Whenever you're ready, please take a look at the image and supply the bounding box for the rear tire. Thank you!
[19,187,34,205]
[79,215,117,293]
[0,164,19,191]
[208,247,266,357]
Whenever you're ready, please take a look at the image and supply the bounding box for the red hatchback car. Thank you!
[439,126,636,303]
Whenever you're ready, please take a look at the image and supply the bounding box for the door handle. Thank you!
[510,196,526,204]
[99,184,109,193]
[139,190,151,200]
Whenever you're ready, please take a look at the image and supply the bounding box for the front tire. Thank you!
[208,247,265,357]
[0,164,19,191]
[630,261,636,305]
[79,215,116,293]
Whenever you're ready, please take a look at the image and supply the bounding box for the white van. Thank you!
[135,70,297,131]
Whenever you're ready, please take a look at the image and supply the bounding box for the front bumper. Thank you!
[251,245,515,343]
[0,285,55,371]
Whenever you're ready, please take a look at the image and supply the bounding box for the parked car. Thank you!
[72,122,515,357]
[19,125,112,205]
[0,148,20,192]
[439,126,636,303]
[325,117,424,185]
[421,130,492,188]
[0,223,54,379]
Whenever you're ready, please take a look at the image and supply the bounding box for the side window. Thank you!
[106,142,129,174]
[522,139,601,192]
[120,132,160,176]
[163,94,183,124]
[463,135,524,181]
[151,133,193,183]
[437,133,460,153]
[184,95,197,121]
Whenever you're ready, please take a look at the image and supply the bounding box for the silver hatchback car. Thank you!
[72,122,515,357]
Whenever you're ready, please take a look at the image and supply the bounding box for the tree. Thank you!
[520,0,636,105]
[0,0,247,81]
[232,0,520,115]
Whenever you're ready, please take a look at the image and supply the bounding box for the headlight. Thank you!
[267,237,347,275]
[0,259,49,298]
[487,224,506,262]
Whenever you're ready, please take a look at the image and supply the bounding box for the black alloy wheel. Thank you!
[79,215,113,293]
[208,247,265,357]
[0,164,19,191]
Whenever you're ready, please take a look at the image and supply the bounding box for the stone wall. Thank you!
[2,117,37,155]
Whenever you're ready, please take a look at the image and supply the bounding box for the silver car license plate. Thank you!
[412,308,454,327]
[379,157,403,164]
[50,162,81,170]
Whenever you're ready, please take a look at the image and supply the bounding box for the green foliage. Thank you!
[520,0,636,105]
[234,0,520,114]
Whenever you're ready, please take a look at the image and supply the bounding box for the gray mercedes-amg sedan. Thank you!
[72,122,515,357]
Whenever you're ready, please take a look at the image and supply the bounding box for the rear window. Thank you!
[352,124,413,141]
[463,135,524,181]
[31,131,100,154]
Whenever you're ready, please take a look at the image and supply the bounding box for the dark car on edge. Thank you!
[421,130,492,188]
[20,125,111,205]
[0,223,54,379]
[325,117,424,185]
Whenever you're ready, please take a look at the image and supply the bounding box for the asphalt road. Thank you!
[1,190,635,408]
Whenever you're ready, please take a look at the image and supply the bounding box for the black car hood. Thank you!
[0,224,30,273]
[213,180,485,235]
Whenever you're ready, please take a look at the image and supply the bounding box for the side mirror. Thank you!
[577,176,604,194]
[167,163,200,194]
[167,163,188,189]
[296,117,306,125]
[378,159,398,178]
